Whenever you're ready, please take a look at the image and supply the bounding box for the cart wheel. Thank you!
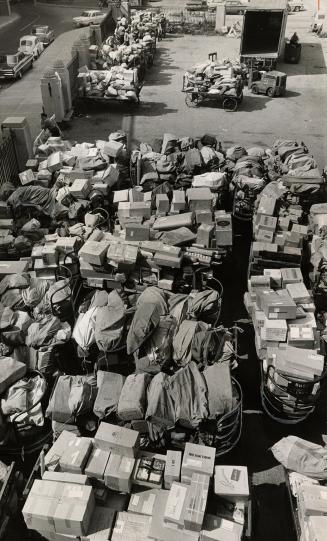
[185,93,201,107]
[223,97,238,112]
[251,85,258,94]
[267,87,274,98]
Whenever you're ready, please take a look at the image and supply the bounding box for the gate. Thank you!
[0,133,19,186]
[67,54,80,101]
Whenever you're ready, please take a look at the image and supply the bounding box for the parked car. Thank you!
[251,71,287,97]
[18,35,44,59]
[311,11,326,33]
[31,25,55,46]
[224,0,247,15]
[185,0,208,11]
[287,0,304,12]
[0,52,33,80]
[73,10,107,27]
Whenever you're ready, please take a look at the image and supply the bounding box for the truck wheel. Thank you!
[267,87,274,97]
[251,85,258,94]
[16,72,23,80]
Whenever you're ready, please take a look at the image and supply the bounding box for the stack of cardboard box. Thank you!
[297,484,327,541]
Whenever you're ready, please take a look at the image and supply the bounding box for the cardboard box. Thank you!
[154,252,182,268]
[111,512,151,541]
[256,214,277,232]
[19,168,35,185]
[307,516,327,541]
[262,319,287,342]
[133,451,165,490]
[59,437,93,474]
[153,212,194,231]
[184,473,209,532]
[149,490,199,541]
[263,269,282,289]
[42,244,58,266]
[181,443,215,484]
[156,194,170,213]
[187,188,213,211]
[94,423,140,458]
[287,326,315,349]
[281,267,303,286]
[164,482,189,526]
[215,212,232,246]
[260,289,297,320]
[164,450,182,489]
[69,178,91,199]
[85,448,111,480]
[23,494,58,532]
[113,189,129,203]
[298,485,327,517]
[54,493,94,537]
[160,227,196,247]
[257,194,276,216]
[102,164,119,187]
[80,506,116,541]
[214,466,249,502]
[200,515,243,541]
[128,487,159,516]
[172,191,186,211]
[103,140,123,158]
[129,188,144,203]
[197,224,214,248]
[78,241,109,267]
[47,152,63,173]
[212,498,246,526]
[268,345,324,380]
[0,260,29,277]
[42,472,90,485]
[107,244,138,272]
[104,453,135,493]
[196,210,213,225]
[125,224,150,242]
[45,431,77,471]
[55,237,78,255]
[256,229,274,243]
[286,282,311,304]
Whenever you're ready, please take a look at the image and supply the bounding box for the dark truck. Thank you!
[0,52,34,80]
[240,1,288,70]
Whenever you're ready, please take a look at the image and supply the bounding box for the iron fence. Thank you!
[0,133,18,186]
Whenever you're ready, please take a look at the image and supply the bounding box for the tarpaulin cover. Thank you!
[127,287,167,354]
[271,436,327,479]
[47,374,97,423]
[95,290,126,352]
[94,370,125,419]
[7,186,57,216]
[146,361,208,432]
[118,372,152,421]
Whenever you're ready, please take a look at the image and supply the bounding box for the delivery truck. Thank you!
[240,1,288,70]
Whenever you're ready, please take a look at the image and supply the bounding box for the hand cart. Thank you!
[182,74,244,112]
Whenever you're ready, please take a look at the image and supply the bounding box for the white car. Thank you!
[287,0,304,12]
[73,10,107,27]
[18,35,44,59]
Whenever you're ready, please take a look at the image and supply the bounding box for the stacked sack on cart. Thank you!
[244,140,327,422]
[47,283,239,447]
[0,271,72,438]
[78,66,140,101]
[184,60,245,96]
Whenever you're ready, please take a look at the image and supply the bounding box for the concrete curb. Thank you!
[0,12,20,31]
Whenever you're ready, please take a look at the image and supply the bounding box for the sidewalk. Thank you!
[0,26,87,137]
[0,12,19,31]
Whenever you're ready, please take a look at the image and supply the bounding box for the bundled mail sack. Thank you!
[47,374,97,423]
[0,356,26,395]
[34,279,71,317]
[271,436,327,479]
[168,294,189,331]
[1,374,46,426]
[26,316,71,348]
[226,145,247,162]
[0,273,30,296]
[187,289,221,323]
[118,373,152,421]
[0,289,25,311]
[146,361,208,433]
[94,370,125,419]
[7,186,58,216]
[0,306,14,331]
[173,320,208,367]
[73,307,98,357]
[191,327,224,368]
[1,311,33,347]
[95,290,126,352]
[127,287,167,354]
[22,280,50,309]
[138,314,176,373]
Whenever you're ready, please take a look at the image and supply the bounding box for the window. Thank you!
[81,12,89,17]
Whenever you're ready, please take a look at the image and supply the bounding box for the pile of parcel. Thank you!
[244,139,327,422]
[0,131,244,455]
[23,426,251,541]
[78,10,162,103]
